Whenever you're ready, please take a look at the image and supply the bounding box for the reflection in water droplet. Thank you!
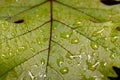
[60,67,69,74]
[41,58,45,65]
[57,58,64,67]
[92,29,104,37]
[111,36,119,42]
[71,38,80,44]
[90,42,99,50]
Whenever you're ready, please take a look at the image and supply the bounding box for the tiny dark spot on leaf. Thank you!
[14,19,24,24]
[116,27,120,31]
[100,0,120,5]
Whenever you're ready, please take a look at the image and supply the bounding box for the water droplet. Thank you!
[92,29,104,37]
[90,42,99,50]
[60,67,69,74]
[57,58,64,67]
[60,33,70,39]
[92,62,100,68]
[36,38,41,45]
[28,71,34,80]
[18,46,26,51]
[77,21,82,25]
[30,47,35,52]
[111,36,119,42]
[60,30,73,39]
[53,35,57,39]
[41,58,45,65]
[70,38,80,44]
[65,53,72,60]
[1,53,9,59]
[86,61,96,71]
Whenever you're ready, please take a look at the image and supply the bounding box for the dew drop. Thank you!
[65,53,72,60]
[60,30,73,39]
[60,67,69,74]
[41,58,45,65]
[92,29,104,37]
[90,42,99,50]
[28,71,34,80]
[57,58,64,67]
[111,36,119,42]
[18,46,26,51]
[53,35,57,39]
[70,38,80,44]
[36,38,41,45]
[60,33,70,39]
[87,61,96,71]
[30,47,35,52]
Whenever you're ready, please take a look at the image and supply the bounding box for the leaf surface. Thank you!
[0,0,120,80]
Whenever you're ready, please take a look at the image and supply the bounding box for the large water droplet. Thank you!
[57,58,64,67]
[90,42,99,50]
[111,36,119,42]
[60,67,69,74]
[70,38,80,44]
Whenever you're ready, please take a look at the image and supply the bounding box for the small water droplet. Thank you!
[65,53,72,60]
[60,30,73,39]
[86,61,96,71]
[92,29,104,37]
[18,46,26,51]
[60,33,70,39]
[30,47,35,52]
[77,21,82,25]
[53,35,57,39]
[70,38,80,44]
[57,58,64,67]
[90,42,99,50]
[36,38,41,45]
[60,67,69,74]
[28,71,34,80]
[111,36,119,42]
[41,58,45,65]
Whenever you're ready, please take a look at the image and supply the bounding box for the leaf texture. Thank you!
[0,0,120,80]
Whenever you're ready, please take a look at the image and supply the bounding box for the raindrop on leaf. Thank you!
[60,67,69,74]
[90,42,99,50]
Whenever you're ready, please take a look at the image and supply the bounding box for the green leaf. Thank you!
[0,0,120,80]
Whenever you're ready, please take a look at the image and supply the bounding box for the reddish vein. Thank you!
[45,0,53,79]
